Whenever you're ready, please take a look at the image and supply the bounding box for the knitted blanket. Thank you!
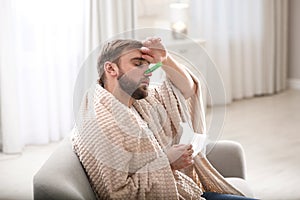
[72,77,244,199]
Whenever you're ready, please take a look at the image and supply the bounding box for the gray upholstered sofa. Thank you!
[33,136,254,199]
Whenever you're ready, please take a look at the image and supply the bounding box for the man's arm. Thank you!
[141,37,196,99]
[162,54,196,99]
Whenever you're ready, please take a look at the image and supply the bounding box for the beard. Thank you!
[117,72,149,100]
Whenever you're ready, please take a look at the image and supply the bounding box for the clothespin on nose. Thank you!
[144,62,162,74]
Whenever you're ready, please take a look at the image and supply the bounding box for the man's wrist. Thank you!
[162,53,171,65]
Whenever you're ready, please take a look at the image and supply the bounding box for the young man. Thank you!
[72,37,256,199]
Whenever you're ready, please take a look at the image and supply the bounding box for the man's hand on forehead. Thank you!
[140,37,167,64]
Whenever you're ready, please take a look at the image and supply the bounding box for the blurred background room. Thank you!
[0,0,299,199]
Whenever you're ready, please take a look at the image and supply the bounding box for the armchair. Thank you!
[33,137,254,199]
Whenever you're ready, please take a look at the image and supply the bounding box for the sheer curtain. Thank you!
[0,0,21,153]
[190,0,289,104]
[83,0,135,57]
[0,0,135,153]
[0,0,84,153]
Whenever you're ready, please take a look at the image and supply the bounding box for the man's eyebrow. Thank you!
[130,57,150,64]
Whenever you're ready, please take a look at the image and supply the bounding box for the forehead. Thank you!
[119,48,142,61]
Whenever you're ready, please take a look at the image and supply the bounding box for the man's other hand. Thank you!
[166,144,194,171]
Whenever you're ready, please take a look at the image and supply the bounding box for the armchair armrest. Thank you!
[206,140,246,179]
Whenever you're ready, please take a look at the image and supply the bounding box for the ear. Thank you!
[104,62,119,77]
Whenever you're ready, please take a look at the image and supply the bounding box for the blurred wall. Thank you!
[288,0,300,80]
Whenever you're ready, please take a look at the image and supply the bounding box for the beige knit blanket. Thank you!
[72,77,244,199]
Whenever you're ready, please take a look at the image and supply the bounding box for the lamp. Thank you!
[169,1,189,39]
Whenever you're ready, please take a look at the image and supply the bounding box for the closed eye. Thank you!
[132,59,149,67]
[134,62,147,67]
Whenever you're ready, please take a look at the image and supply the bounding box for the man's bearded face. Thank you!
[117,70,149,100]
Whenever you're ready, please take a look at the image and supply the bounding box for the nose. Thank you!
[144,62,162,77]
[144,71,152,77]
[144,65,152,77]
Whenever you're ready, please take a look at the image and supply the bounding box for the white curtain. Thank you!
[0,0,21,153]
[83,0,135,57]
[0,0,135,153]
[0,0,84,153]
[190,0,288,104]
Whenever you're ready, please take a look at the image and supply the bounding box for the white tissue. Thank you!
[179,122,206,157]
